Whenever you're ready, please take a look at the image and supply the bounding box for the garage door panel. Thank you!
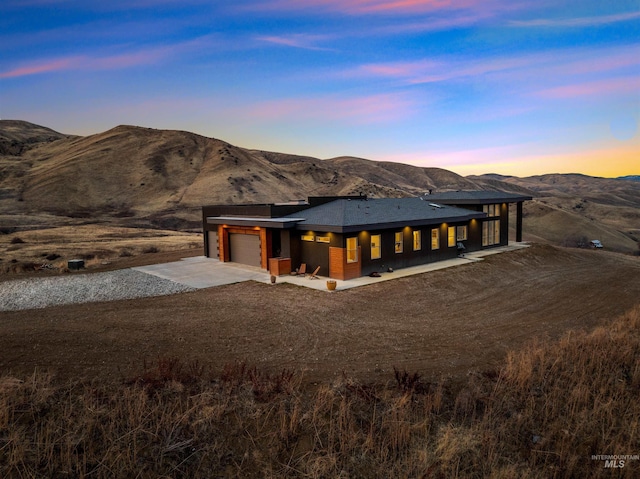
[229,233,261,267]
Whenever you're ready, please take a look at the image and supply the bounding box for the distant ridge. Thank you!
[618,175,640,182]
[1,120,638,254]
[0,120,483,222]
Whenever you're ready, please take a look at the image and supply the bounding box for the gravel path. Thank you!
[0,269,195,312]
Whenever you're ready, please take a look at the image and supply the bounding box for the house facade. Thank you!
[202,191,532,280]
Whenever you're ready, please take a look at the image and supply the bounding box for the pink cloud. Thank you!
[0,37,215,79]
[0,57,80,79]
[348,56,535,84]
[249,92,417,124]
[256,34,334,51]
[537,76,640,99]
[509,10,640,28]
[252,0,484,15]
[346,45,640,87]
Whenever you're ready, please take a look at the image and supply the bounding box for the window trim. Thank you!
[431,228,440,250]
[447,226,456,248]
[371,234,381,260]
[346,237,358,263]
[413,230,421,251]
[456,225,467,241]
[394,231,403,253]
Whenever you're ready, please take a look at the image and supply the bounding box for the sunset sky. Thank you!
[1,0,638,178]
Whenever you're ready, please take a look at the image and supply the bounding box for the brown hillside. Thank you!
[475,173,640,254]
[1,122,477,223]
[1,120,638,257]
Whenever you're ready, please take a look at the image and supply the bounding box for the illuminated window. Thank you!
[456,225,467,241]
[371,234,381,259]
[448,226,456,247]
[483,204,500,218]
[482,220,500,246]
[316,236,330,243]
[395,232,403,253]
[413,230,421,251]
[431,228,440,250]
[347,237,358,263]
[301,235,314,242]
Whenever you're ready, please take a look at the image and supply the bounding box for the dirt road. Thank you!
[1,244,638,384]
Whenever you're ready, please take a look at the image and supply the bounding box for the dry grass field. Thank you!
[0,244,639,477]
[0,225,201,275]
[2,120,639,476]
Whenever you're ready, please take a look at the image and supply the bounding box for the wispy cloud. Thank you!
[346,56,535,84]
[536,76,640,99]
[509,10,640,28]
[0,57,79,79]
[249,92,417,124]
[0,36,218,79]
[1,51,164,79]
[256,34,335,51]
[344,45,640,91]
[248,0,491,15]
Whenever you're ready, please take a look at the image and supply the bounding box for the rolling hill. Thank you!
[471,173,640,253]
[1,120,638,256]
[0,121,485,223]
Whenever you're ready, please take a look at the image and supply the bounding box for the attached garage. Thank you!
[207,231,218,258]
[229,233,261,267]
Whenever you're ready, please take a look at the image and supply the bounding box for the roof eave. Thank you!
[295,213,485,233]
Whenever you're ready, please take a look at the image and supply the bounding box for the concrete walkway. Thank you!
[134,242,530,292]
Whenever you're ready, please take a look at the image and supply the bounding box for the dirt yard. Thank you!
[1,244,639,385]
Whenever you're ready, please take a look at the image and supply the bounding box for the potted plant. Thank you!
[326,279,337,291]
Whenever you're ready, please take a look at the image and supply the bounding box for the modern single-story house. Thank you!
[202,191,532,280]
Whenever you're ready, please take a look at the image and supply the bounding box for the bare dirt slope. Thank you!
[1,244,638,385]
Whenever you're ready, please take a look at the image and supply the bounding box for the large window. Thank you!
[371,234,381,260]
[395,232,403,253]
[447,226,456,247]
[483,204,501,217]
[431,228,440,250]
[457,225,467,241]
[413,230,421,251]
[347,237,358,263]
[482,220,501,246]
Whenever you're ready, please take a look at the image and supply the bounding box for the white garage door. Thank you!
[229,233,261,267]
[207,231,218,258]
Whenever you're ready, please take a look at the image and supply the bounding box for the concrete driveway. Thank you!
[133,243,530,292]
[132,256,268,288]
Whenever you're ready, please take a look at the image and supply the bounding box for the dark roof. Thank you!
[425,190,532,204]
[284,197,485,233]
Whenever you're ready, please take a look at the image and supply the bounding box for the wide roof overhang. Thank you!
[296,212,486,234]
[206,216,304,229]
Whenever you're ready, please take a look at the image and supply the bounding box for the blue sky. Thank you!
[1,0,638,177]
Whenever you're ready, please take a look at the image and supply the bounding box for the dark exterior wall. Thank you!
[339,223,466,277]
[465,218,483,252]
[288,229,339,276]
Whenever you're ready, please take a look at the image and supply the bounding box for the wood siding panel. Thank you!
[329,246,361,280]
